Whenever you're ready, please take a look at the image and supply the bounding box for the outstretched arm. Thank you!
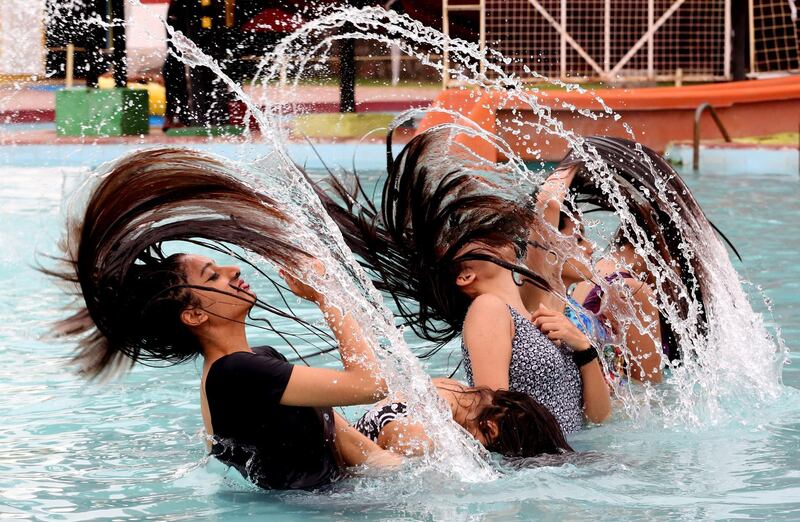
[333,413,404,467]
[612,280,664,383]
[375,418,432,456]
[536,165,579,228]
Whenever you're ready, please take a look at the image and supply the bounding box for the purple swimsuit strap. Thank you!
[581,271,633,314]
[582,271,672,357]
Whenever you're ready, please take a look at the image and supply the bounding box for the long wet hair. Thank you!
[45,148,315,379]
[559,136,739,356]
[315,129,552,346]
[473,388,573,457]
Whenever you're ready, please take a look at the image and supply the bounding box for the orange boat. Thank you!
[417,77,800,162]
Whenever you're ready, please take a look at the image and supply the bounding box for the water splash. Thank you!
[218,3,787,428]
[153,4,497,480]
[14,0,788,483]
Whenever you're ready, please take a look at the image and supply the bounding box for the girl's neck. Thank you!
[477,276,529,315]
[200,323,251,368]
[521,284,565,314]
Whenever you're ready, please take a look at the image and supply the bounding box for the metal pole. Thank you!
[65,43,74,88]
[109,0,126,87]
[748,0,756,74]
[732,0,749,80]
[647,0,654,80]
[604,0,610,80]
[693,103,731,171]
[442,0,450,88]
[723,0,731,79]
[339,37,356,112]
[390,44,401,85]
[84,0,105,88]
[560,0,567,81]
[225,0,235,28]
[479,0,486,76]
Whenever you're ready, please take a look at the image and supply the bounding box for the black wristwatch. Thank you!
[572,345,599,368]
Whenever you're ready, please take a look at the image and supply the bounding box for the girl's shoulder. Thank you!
[207,347,293,399]
[464,294,514,331]
[432,376,467,390]
[466,293,511,316]
[462,294,515,345]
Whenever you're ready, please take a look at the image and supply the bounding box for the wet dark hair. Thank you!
[558,136,740,358]
[557,210,571,233]
[315,129,552,346]
[45,148,313,379]
[475,389,573,457]
[557,198,579,233]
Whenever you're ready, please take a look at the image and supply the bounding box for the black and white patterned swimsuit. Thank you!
[461,305,584,433]
[354,402,408,442]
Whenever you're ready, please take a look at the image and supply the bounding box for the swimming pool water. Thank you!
[1,147,798,520]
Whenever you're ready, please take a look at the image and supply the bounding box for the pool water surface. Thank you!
[0,146,798,520]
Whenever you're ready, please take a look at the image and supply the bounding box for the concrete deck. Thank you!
[666,140,800,177]
[0,82,439,124]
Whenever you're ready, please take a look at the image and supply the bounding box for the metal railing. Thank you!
[442,0,733,85]
[693,102,731,171]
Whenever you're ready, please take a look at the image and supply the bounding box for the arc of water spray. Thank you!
[145,2,499,480]
[256,5,786,423]
[145,0,785,441]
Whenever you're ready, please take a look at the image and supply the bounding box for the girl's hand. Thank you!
[279,261,326,304]
[531,303,591,351]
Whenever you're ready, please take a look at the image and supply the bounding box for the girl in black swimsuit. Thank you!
[46,148,400,490]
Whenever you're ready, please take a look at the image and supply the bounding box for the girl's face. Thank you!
[181,254,256,322]
[466,422,491,447]
[525,217,593,288]
[558,218,594,283]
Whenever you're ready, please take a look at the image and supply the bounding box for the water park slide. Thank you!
[417,77,800,162]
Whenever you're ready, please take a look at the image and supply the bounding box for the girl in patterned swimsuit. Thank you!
[317,129,612,435]
[524,157,664,384]
[453,241,611,433]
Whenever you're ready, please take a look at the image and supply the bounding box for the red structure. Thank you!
[418,77,800,161]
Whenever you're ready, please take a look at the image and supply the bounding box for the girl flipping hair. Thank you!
[554,136,739,364]
[316,129,611,434]
[46,148,400,490]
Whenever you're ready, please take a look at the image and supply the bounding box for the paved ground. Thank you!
[0,81,435,144]
[0,81,439,117]
[0,125,417,146]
